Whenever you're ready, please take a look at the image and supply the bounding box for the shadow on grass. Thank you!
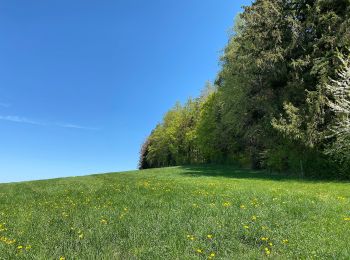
[177,165,350,184]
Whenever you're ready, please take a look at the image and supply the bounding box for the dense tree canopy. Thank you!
[139,0,350,178]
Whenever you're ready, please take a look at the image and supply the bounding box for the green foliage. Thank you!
[140,0,350,177]
[144,99,203,168]
[195,91,224,163]
[138,137,152,169]
[272,103,306,143]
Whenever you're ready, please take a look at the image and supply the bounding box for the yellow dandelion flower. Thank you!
[25,245,32,250]
[196,249,203,253]
[243,225,249,229]
[17,245,23,250]
[240,205,246,209]
[282,239,289,244]
[59,257,66,260]
[269,242,273,246]
[251,215,257,221]
[207,234,213,239]
[261,237,268,241]
[264,247,271,255]
[223,202,231,207]
[187,234,195,240]
[210,252,215,257]
[344,217,350,221]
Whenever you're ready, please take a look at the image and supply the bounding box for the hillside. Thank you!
[0,166,349,259]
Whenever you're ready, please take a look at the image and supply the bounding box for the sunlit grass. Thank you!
[0,166,349,259]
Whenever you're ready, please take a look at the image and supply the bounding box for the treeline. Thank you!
[139,0,350,178]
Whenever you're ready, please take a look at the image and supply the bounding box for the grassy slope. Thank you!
[0,166,349,259]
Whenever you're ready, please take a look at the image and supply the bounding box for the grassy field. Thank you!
[0,166,349,259]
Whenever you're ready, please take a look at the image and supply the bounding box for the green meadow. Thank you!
[0,166,349,259]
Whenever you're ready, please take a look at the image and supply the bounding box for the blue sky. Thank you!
[0,0,250,183]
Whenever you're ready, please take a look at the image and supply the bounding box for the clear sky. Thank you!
[0,0,251,183]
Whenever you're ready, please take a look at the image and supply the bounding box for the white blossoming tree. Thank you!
[325,56,350,162]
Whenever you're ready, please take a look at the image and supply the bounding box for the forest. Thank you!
[139,0,350,178]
